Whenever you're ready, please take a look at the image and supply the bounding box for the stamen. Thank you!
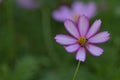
[73,15,79,22]
[78,36,87,47]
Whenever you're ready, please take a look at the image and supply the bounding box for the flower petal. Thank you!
[72,2,85,15]
[52,6,72,22]
[86,44,103,56]
[78,15,89,36]
[76,47,86,62]
[64,44,80,53]
[64,20,80,38]
[88,31,110,44]
[85,2,96,18]
[72,2,96,18]
[55,34,77,45]
[86,19,102,38]
[16,0,39,9]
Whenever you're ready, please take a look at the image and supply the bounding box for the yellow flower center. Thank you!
[73,15,79,22]
[78,36,87,47]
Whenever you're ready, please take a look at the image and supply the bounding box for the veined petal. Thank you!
[76,47,86,62]
[86,19,102,38]
[88,31,110,44]
[55,34,77,45]
[78,15,89,36]
[64,44,80,53]
[86,44,103,56]
[64,20,80,38]
[52,6,72,22]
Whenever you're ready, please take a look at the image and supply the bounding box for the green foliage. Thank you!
[11,56,39,80]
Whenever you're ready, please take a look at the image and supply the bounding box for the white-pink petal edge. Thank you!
[86,44,104,56]
[55,34,77,45]
[78,15,89,36]
[88,31,110,44]
[64,44,80,53]
[64,20,80,38]
[86,19,102,38]
[76,47,86,62]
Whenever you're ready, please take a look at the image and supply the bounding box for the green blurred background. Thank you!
[0,0,120,80]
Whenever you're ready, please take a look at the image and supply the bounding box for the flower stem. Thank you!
[41,7,60,65]
[72,61,81,80]
[4,0,15,62]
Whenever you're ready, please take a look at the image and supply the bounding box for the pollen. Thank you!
[78,36,87,47]
[73,15,79,22]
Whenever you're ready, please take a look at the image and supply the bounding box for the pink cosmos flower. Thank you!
[52,2,96,22]
[54,15,110,62]
[16,0,39,9]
